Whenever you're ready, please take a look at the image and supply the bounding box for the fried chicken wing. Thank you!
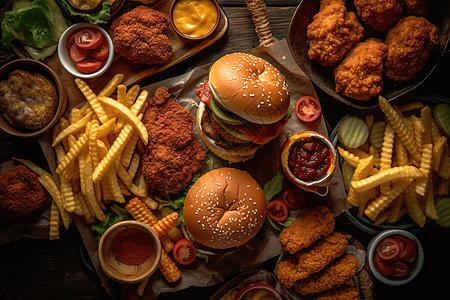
[405,0,433,16]
[354,0,403,32]
[333,38,388,101]
[384,15,439,82]
[137,87,207,198]
[279,205,335,254]
[307,1,364,66]
[277,232,348,288]
[294,254,360,295]
[312,285,361,300]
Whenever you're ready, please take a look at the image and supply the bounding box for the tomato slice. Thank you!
[376,237,400,261]
[75,57,102,73]
[393,260,410,277]
[173,238,196,265]
[373,253,395,276]
[73,29,104,50]
[69,43,88,63]
[282,189,305,209]
[295,96,322,122]
[267,199,289,223]
[89,39,109,61]
[395,235,417,263]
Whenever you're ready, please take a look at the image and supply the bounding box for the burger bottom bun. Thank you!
[196,102,261,163]
[183,167,267,249]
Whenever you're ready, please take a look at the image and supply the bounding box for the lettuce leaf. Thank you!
[57,0,110,24]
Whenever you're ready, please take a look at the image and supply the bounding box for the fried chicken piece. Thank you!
[137,87,207,198]
[307,2,364,66]
[277,232,348,288]
[111,6,172,65]
[384,15,439,82]
[279,206,335,254]
[333,38,388,101]
[354,0,403,32]
[312,285,361,300]
[404,0,432,16]
[294,254,360,296]
[0,165,48,221]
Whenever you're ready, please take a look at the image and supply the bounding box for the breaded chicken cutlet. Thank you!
[354,0,403,32]
[307,0,364,66]
[279,205,335,254]
[0,165,48,221]
[333,38,388,101]
[277,232,348,288]
[294,254,360,295]
[111,5,172,65]
[137,87,206,198]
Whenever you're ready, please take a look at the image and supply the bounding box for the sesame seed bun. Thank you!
[183,167,267,249]
[209,53,290,125]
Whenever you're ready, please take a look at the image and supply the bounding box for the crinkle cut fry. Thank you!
[125,197,159,226]
[151,212,179,238]
[159,249,181,283]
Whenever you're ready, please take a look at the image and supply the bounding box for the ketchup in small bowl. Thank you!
[281,131,337,196]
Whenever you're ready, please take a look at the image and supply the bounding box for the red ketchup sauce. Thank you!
[288,137,331,181]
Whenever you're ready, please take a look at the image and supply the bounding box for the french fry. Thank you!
[127,153,140,179]
[151,212,179,238]
[379,124,395,195]
[49,200,60,240]
[415,143,433,197]
[378,96,422,163]
[437,176,450,196]
[38,175,71,229]
[388,193,404,223]
[432,136,447,172]
[368,145,381,168]
[159,250,181,283]
[97,117,116,139]
[121,130,140,167]
[97,96,148,144]
[72,189,85,216]
[60,176,76,212]
[358,187,379,216]
[398,101,424,113]
[404,182,426,228]
[411,115,425,154]
[346,155,374,206]
[52,111,94,147]
[97,74,124,97]
[338,146,360,168]
[115,159,133,186]
[430,118,442,144]
[55,133,88,175]
[75,78,109,124]
[141,196,159,210]
[347,147,369,159]
[126,85,141,106]
[364,178,413,221]
[351,166,425,192]
[424,177,439,220]
[394,134,409,167]
[126,197,159,226]
[420,106,433,145]
[438,156,450,179]
[84,155,106,221]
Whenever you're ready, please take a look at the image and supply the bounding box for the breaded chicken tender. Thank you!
[354,0,403,32]
[405,0,432,16]
[333,38,388,101]
[307,1,364,66]
[294,254,360,295]
[384,15,439,82]
[279,205,335,254]
[312,285,360,300]
[277,232,348,288]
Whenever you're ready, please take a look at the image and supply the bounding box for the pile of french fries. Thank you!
[339,96,449,227]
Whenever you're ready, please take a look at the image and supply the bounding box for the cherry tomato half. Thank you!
[282,189,305,209]
[376,238,400,261]
[75,57,102,73]
[295,96,322,122]
[73,29,104,50]
[373,253,395,276]
[69,43,88,63]
[89,39,109,61]
[393,260,410,277]
[395,235,417,263]
[267,199,289,223]
[173,238,197,265]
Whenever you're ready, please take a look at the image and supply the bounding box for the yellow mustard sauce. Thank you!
[242,289,276,300]
[172,0,218,37]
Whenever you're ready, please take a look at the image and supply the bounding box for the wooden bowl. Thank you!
[98,221,162,284]
[0,59,67,138]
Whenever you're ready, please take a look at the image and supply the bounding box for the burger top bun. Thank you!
[183,167,267,249]
[209,53,290,125]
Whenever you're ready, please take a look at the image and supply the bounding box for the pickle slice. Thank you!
[433,103,450,139]
[369,121,387,149]
[338,116,369,149]
[435,197,450,228]
[341,160,355,193]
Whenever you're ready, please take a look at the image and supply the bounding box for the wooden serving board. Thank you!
[2,0,228,105]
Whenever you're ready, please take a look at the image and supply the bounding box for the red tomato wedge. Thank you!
[73,29,104,50]
[173,239,196,265]
[393,260,410,277]
[267,199,289,223]
[373,253,395,276]
[376,237,400,261]
[295,96,322,122]
[395,235,417,263]
[75,57,102,73]
[282,189,305,209]
[69,43,88,63]
[89,39,109,61]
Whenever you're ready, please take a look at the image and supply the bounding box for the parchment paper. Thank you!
[2,39,350,298]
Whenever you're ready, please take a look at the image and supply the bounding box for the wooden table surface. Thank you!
[1,1,449,299]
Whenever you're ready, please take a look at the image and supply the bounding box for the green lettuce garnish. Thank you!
[57,0,110,24]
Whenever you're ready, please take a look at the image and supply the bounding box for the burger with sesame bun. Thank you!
[183,167,267,251]
[195,52,292,163]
